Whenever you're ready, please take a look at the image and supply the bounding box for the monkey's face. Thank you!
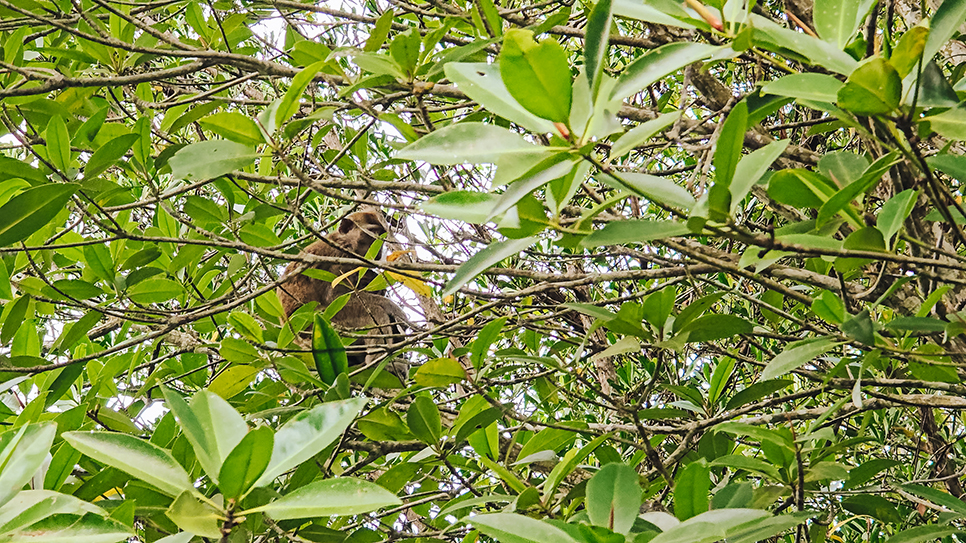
[338,210,389,256]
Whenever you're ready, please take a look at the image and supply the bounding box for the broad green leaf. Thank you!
[0,511,132,543]
[761,73,844,103]
[729,139,789,211]
[604,172,695,210]
[922,0,966,68]
[679,314,753,343]
[714,101,748,190]
[470,317,508,370]
[46,116,70,173]
[767,169,836,209]
[842,494,902,523]
[584,0,613,96]
[0,184,78,248]
[612,43,720,101]
[610,111,681,158]
[358,407,411,441]
[516,428,577,461]
[674,461,710,520]
[650,509,772,543]
[611,0,695,28]
[586,463,642,534]
[160,388,247,485]
[837,58,901,116]
[82,243,114,284]
[470,513,580,543]
[277,60,326,126]
[886,525,960,543]
[165,491,223,538]
[255,397,366,487]
[207,365,260,399]
[444,63,556,133]
[898,483,966,516]
[725,511,815,543]
[407,395,442,445]
[499,29,573,123]
[813,0,860,49]
[750,14,857,75]
[218,426,274,500]
[924,107,966,141]
[414,357,466,387]
[0,490,106,534]
[128,277,182,304]
[62,431,193,498]
[247,478,401,520]
[891,26,928,78]
[168,140,258,181]
[84,134,139,179]
[761,337,840,381]
[313,314,349,386]
[421,191,499,224]
[709,455,781,480]
[835,227,886,274]
[198,112,265,146]
[543,433,611,501]
[877,189,917,246]
[442,236,538,296]
[398,123,540,165]
[844,458,900,489]
[0,423,56,508]
[582,220,690,248]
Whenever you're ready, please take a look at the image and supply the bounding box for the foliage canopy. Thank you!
[0,0,965,541]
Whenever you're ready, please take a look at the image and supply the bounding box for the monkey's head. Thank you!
[336,209,390,257]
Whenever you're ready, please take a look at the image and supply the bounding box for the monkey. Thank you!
[277,209,410,381]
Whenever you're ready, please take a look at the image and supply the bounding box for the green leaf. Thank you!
[586,463,643,534]
[679,314,753,343]
[886,525,960,543]
[62,431,194,498]
[891,26,928,78]
[581,220,689,248]
[398,123,540,165]
[761,337,840,380]
[750,14,857,75]
[218,426,274,500]
[442,236,537,296]
[248,478,401,520]
[160,388,247,485]
[612,43,719,101]
[876,189,917,246]
[128,277,182,304]
[313,314,349,386]
[729,139,789,212]
[516,428,578,461]
[761,73,844,103]
[611,0,694,28]
[813,0,861,49]
[724,379,793,410]
[198,112,266,146]
[767,169,836,209]
[714,101,748,190]
[421,191,499,224]
[46,116,71,172]
[674,461,710,520]
[208,365,260,399]
[725,511,815,543]
[844,458,900,489]
[470,513,580,543]
[898,484,966,516]
[254,397,366,488]
[0,511,133,543]
[407,396,442,445]
[650,509,773,543]
[610,112,681,158]
[444,63,556,134]
[470,317,507,370]
[922,0,966,68]
[414,357,467,387]
[82,243,114,284]
[0,184,78,247]
[841,494,902,523]
[277,60,326,126]
[165,491,223,538]
[709,455,781,480]
[584,0,613,96]
[499,29,573,123]
[363,10,394,51]
[924,106,966,141]
[0,423,56,508]
[168,140,258,181]
[604,172,695,210]
[837,57,901,116]
[84,134,139,179]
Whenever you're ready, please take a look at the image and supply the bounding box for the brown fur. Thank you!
[278,209,409,377]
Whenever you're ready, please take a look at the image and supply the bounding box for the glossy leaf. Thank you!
[0,423,56,508]
[398,123,540,165]
[168,140,258,181]
[586,463,642,534]
[0,184,78,248]
[761,337,840,380]
[247,478,401,520]
[313,314,349,385]
[499,29,573,123]
[442,236,538,296]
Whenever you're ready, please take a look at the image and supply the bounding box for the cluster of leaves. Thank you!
[1,0,966,540]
